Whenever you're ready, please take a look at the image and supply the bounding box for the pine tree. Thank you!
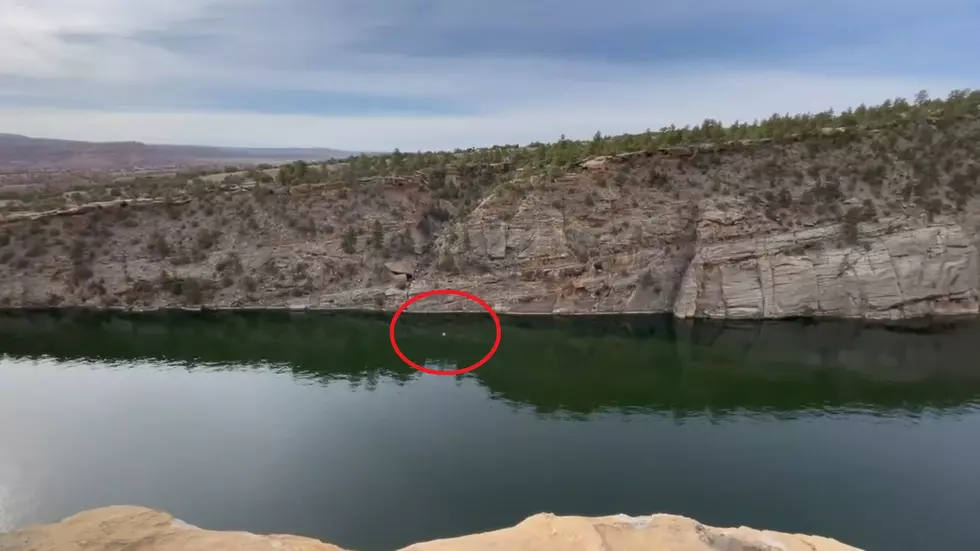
[370,220,384,250]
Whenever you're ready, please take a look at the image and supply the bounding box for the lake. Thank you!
[1,311,979,551]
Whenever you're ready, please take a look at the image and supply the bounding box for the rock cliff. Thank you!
[2,93,980,320]
[674,214,980,319]
[0,506,861,551]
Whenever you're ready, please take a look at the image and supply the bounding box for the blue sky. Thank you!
[1,0,978,150]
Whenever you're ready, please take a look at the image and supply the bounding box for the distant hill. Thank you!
[0,133,360,172]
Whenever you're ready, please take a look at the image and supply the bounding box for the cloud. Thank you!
[3,71,973,151]
[0,0,978,150]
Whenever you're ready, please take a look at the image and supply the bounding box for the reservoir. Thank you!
[1,311,979,550]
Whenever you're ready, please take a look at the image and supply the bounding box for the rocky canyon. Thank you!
[1,92,979,321]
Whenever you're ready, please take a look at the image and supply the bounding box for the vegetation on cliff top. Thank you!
[3,88,979,214]
[320,88,979,173]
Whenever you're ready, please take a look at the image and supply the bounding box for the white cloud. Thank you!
[1,71,971,151]
[0,0,977,149]
[2,0,970,90]
[0,0,218,81]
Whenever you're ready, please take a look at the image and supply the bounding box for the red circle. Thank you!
[389,289,501,375]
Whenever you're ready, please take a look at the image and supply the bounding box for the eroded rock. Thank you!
[385,260,415,277]
[673,218,980,319]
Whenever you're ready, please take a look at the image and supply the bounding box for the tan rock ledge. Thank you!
[0,506,862,551]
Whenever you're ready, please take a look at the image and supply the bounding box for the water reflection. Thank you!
[1,310,979,417]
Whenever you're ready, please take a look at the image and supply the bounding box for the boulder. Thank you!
[385,260,415,277]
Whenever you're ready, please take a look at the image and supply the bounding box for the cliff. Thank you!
[0,506,860,551]
[1,92,979,320]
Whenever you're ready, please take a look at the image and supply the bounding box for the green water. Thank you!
[1,311,979,550]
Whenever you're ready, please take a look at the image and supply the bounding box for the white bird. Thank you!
[442,332,446,337]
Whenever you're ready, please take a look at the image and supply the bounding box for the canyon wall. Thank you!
[2,114,980,321]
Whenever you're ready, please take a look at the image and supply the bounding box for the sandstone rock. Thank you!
[674,218,980,319]
[0,506,861,551]
[581,156,612,170]
[485,222,507,259]
[0,506,345,551]
[385,261,414,277]
[390,274,409,289]
[407,513,861,551]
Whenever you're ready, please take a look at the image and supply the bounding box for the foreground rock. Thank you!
[0,506,860,551]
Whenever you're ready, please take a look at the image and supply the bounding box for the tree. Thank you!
[589,131,603,155]
[914,89,930,106]
[341,227,357,254]
[292,160,308,179]
[276,165,293,186]
[390,148,405,174]
[370,220,384,249]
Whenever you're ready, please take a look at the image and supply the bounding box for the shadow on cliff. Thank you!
[1,310,978,416]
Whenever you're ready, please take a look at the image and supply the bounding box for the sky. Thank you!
[1,0,978,151]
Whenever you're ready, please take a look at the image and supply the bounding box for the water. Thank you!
[1,311,980,551]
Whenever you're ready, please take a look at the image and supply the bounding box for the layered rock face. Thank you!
[0,506,861,551]
[2,116,980,321]
[674,213,980,320]
[408,205,980,320]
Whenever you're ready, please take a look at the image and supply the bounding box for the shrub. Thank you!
[147,231,171,258]
[216,253,244,275]
[163,276,207,305]
[70,263,94,284]
[842,206,868,244]
[195,228,220,251]
[342,227,357,254]
[437,251,458,273]
[370,220,384,249]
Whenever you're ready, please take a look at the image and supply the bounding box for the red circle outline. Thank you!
[389,289,501,375]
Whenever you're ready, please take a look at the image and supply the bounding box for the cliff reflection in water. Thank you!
[0,310,978,416]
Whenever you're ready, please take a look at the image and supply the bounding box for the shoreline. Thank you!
[0,304,975,332]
